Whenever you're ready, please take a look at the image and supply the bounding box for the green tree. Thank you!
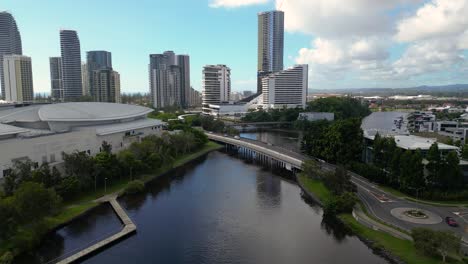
[301,159,324,180]
[441,151,463,190]
[0,197,17,240]
[13,182,61,224]
[426,143,441,188]
[306,97,371,119]
[462,144,468,160]
[55,176,81,200]
[323,165,355,195]
[3,159,36,196]
[412,228,460,262]
[62,151,95,188]
[31,163,62,188]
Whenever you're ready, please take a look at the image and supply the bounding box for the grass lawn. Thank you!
[340,214,449,264]
[297,174,332,202]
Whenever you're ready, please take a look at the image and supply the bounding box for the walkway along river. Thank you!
[23,148,388,263]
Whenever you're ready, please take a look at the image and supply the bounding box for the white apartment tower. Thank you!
[261,64,308,109]
[202,64,231,105]
[3,55,34,103]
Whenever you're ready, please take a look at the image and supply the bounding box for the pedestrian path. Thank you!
[55,195,136,264]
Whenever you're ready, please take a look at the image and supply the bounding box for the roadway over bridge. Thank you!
[206,133,304,171]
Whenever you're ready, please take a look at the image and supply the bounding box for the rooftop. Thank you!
[38,102,153,122]
[394,135,459,151]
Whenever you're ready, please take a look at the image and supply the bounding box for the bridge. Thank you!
[224,121,293,127]
[206,133,303,172]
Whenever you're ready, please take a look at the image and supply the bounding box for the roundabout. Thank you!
[390,207,442,224]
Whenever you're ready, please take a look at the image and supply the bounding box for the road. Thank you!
[214,134,468,243]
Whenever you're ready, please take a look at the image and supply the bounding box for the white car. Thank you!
[234,136,240,139]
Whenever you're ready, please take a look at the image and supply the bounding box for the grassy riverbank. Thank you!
[296,175,453,264]
[2,141,222,259]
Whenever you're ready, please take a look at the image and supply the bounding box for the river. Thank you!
[23,131,387,264]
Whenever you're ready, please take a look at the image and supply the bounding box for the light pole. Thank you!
[104,177,108,193]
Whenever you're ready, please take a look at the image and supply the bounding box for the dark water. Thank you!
[24,150,387,264]
[240,130,302,153]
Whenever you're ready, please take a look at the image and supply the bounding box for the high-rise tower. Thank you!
[49,57,63,101]
[60,30,83,101]
[3,55,33,103]
[87,50,112,98]
[202,64,231,105]
[257,10,284,94]
[0,12,23,100]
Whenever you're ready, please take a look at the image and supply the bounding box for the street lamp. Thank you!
[104,177,108,193]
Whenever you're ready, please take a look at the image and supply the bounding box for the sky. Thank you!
[2,0,468,94]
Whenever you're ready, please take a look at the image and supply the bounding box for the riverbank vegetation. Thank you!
[0,128,219,262]
[299,160,464,263]
[353,134,466,201]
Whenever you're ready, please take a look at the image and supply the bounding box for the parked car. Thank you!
[224,134,228,137]
[445,217,458,227]
[234,136,240,139]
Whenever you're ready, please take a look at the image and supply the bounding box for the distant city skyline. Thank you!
[2,0,468,94]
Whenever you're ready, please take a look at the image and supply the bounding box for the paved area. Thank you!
[390,207,442,224]
[55,195,136,264]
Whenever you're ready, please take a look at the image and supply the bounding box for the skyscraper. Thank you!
[81,62,89,96]
[87,50,112,97]
[0,12,22,100]
[91,68,121,103]
[49,57,63,101]
[3,55,33,103]
[202,64,231,105]
[261,64,308,109]
[60,30,83,101]
[177,55,191,108]
[257,10,284,94]
[149,51,190,109]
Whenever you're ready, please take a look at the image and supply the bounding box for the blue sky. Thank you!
[3,0,468,94]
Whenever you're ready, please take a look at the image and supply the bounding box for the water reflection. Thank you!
[256,174,281,208]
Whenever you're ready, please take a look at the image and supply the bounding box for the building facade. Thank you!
[257,10,284,94]
[60,30,83,101]
[0,12,22,100]
[0,102,165,179]
[92,69,121,103]
[3,55,33,103]
[49,57,63,101]
[87,50,112,97]
[81,62,89,96]
[202,65,231,106]
[189,87,202,107]
[261,64,308,109]
[149,51,190,109]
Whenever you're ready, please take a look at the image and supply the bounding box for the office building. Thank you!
[49,57,63,101]
[261,64,308,109]
[92,69,121,103]
[202,64,231,105]
[0,102,165,178]
[60,30,82,100]
[149,51,190,108]
[3,55,33,103]
[0,12,22,100]
[257,10,284,94]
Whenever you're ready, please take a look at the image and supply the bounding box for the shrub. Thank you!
[124,180,145,195]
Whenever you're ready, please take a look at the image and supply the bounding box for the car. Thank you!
[445,217,458,227]
[234,136,240,139]
[208,131,213,134]
[224,134,228,137]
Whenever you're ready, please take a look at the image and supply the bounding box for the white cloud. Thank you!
[277,0,421,37]
[210,0,269,8]
[395,0,468,42]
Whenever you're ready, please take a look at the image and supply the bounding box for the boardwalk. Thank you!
[55,196,136,264]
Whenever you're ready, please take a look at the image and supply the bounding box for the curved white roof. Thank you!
[38,102,153,122]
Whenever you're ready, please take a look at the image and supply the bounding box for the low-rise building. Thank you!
[298,112,334,122]
[0,102,165,178]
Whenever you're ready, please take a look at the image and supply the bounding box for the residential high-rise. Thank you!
[87,51,112,97]
[149,51,190,109]
[177,55,191,108]
[261,64,308,109]
[3,55,33,103]
[189,87,202,107]
[91,68,120,103]
[0,12,23,100]
[60,30,83,100]
[81,62,89,96]
[202,64,231,105]
[49,57,63,101]
[257,10,284,94]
